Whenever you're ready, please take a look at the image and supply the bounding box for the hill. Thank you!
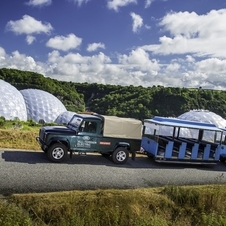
[1,68,226,120]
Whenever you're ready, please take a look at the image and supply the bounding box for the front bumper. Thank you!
[36,137,48,151]
[36,137,42,145]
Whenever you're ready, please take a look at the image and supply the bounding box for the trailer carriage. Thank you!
[141,116,226,164]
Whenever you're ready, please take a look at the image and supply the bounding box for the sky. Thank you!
[1,0,226,90]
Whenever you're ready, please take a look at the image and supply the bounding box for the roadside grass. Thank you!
[0,129,40,150]
[1,119,226,225]
[0,185,226,226]
[0,119,53,150]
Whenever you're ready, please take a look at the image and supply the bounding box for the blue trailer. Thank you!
[141,116,226,164]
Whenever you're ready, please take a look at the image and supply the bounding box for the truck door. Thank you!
[75,120,98,152]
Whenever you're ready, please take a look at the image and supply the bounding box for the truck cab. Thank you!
[36,113,142,164]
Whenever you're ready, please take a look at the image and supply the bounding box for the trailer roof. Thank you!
[144,116,223,132]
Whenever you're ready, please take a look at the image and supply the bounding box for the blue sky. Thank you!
[1,0,226,90]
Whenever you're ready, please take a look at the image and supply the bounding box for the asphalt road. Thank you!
[1,149,226,194]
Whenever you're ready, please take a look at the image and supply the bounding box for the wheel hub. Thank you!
[116,151,126,162]
[53,147,64,159]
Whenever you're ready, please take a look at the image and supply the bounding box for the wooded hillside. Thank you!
[1,68,226,120]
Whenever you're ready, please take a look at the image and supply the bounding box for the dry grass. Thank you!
[0,129,40,150]
[0,185,226,226]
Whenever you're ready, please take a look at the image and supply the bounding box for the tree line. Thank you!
[1,68,226,120]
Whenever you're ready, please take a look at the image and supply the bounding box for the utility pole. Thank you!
[198,86,202,109]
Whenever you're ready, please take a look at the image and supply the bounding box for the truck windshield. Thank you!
[68,116,82,130]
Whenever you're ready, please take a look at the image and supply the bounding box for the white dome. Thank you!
[178,109,226,129]
[0,79,27,121]
[55,111,76,125]
[20,89,67,123]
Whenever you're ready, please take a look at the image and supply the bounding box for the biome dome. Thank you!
[55,111,76,125]
[20,89,67,123]
[177,109,226,141]
[145,110,226,141]
[0,79,27,121]
[178,109,226,129]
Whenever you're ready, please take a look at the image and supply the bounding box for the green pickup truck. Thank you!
[36,113,142,164]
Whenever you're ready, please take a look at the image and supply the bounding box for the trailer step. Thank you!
[155,159,217,165]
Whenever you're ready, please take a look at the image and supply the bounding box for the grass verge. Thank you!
[0,129,40,150]
[1,185,226,226]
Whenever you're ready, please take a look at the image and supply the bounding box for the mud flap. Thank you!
[132,151,136,161]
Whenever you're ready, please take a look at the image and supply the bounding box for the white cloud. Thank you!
[145,0,155,8]
[25,0,52,7]
[118,48,159,71]
[165,62,180,72]
[46,34,82,51]
[46,50,113,83]
[130,12,143,33]
[196,58,226,78]
[6,15,53,35]
[87,43,105,52]
[107,0,137,12]
[0,50,45,74]
[0,47,6,58]
[1,45,226,89]
[186,55,195,63]
[69,0,90,7]
[26,35,36,45]
[141,9,226,58]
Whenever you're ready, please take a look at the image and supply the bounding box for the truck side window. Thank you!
[84,121,97,133]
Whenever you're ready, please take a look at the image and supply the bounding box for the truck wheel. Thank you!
[47,143,68,163]
[112,147,129,164]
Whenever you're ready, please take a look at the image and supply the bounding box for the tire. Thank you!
[147,153,154,159]
[112,147,129,164]
[47,143,68,163]
[220,156,226,163]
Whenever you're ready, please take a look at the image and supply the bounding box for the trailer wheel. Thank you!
[112,147,129,164]
[147,153,154,159]
[220,156,226,163]
[47,143,68,163]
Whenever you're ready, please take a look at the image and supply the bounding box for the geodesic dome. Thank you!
[55,111,76,125]
[0,79,27,121]
[145,110,226,141]
[20,89,67,123]
[178,109,226,129]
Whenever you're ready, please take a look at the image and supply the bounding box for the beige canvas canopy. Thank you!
[102,115,142,139]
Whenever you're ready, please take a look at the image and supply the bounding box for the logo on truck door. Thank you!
[83,136,90,141]
[76,136,97,148]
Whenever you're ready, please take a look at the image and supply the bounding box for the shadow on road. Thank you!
[2,151,49,164]
[1,150,226,172]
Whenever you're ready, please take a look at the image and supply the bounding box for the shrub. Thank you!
[0,116,6,127]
